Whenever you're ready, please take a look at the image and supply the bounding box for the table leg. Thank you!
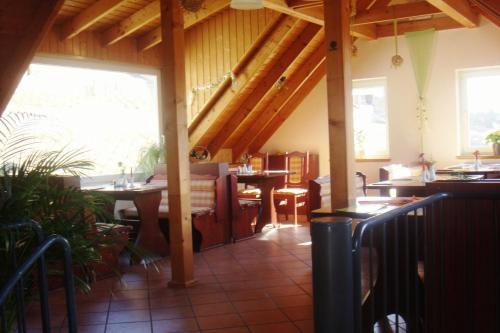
[133,191,169,257]
[255,182,277,232]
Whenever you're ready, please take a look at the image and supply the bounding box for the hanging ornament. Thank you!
[189,146,210,162]
[391,19,404,68]
[180,0,204,12]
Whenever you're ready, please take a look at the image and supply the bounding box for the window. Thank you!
[5,57,160,177]
[352,78,390,159]
[458,66,500,155]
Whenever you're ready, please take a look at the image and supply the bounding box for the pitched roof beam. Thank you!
[353,2,442,26]
[102,0,160,45]
[376,16,463,37]
[206,23,322,156]
[188,15,297,147]
[137,0,230,51]
[231,34,325,159]
[247,60,326,154]
[426,0,478,27]
[61,0,127,39]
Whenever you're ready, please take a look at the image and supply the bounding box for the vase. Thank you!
[494,143,500,156]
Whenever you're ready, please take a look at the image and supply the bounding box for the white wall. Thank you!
[262,20,500,182]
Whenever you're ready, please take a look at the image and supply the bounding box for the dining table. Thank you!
[83,184,168,257]
[236,170,290,231]
[365,174,484,197]
[436,163,500,178]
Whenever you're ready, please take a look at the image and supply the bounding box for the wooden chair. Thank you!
[229,174,261,241]
[238,152,269,200]
[355,171,367,196]
[273,151,310,225]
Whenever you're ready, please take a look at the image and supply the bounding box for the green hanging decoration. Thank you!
[405,28,436,152]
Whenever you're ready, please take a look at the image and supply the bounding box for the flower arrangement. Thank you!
[485,130,500,144]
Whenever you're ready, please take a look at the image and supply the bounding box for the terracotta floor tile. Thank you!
[110,298,150,311]
[280,305,313,321]
[107,309,150,323]
[226,290,269,302]
[76,324,106,333]
[189,292,229,305]
[248,322,301,333]
[151,306,195,321]
[111,289,149,301]
[196,313,245,330]
[152,318,199,332]
[193,302,236,317]
[106,321,152,333]
[262,285,306,297]
[293,320,313,333]
[239,309,289,325]
[150,295,190,309]
[271,295,312,308]
[201,327,250,333]
[233,299,277,313]
[76,312,108,325]
[77,301,109,313]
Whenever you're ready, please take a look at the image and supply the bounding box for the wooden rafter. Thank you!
[351,24,377,39]
[357,0,378,11]
[137,0,230,51]
[102,0,160,45]
[426,0,478,27]
[188,15,297,147]
[353,2,442,26]
[247,60,325,154]
[231,33,325,159]
[206,23,322,156]
[376,16,463,37]
[287,0,322,9]
[61,0,127,39]
[0,0,64,115]
[263,0,323,25]
[471,0,500,27]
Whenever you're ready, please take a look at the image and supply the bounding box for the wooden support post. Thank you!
[323,0,356,209]
[160,0,196,288]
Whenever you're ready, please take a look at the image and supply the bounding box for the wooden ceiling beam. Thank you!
[426,0,478,27]
[357,0,378,11]
[206,23,322,156]
[0,0,64,115]
[351,24,377,39]
[376,16,463,37]
[353,2,442,26]
[263,0,323,25]
[247,60,326,154]
[137,0,230,51]
[61,0,127,39]
[188,15,297,148]
[231,35,325,159]
[102,0,160,45]
[471,0,500,27]
[286,0,323,9]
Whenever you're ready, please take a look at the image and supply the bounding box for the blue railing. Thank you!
[0,221,77,333]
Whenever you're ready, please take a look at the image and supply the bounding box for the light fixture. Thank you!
[230,0,264,10]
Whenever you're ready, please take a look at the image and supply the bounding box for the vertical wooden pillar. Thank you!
[324,0,356,208]
[160,0,196,288]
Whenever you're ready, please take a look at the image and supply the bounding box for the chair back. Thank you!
[284,151,309,188]
[249,152,268,172]
[228,174,241,218]
[355,171,367,196]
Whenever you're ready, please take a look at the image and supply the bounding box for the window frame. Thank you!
[352,77,391,160]
[457,66,500,155]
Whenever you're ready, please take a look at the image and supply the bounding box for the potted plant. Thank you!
[485,130,500,155]
[0,113,152,330]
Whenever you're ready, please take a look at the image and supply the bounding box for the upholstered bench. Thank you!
[121,174,225,251]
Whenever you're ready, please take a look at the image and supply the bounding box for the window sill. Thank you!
[457,155,500,160]
[355,157,391,162]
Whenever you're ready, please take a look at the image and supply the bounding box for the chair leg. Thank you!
[293,197,298,226]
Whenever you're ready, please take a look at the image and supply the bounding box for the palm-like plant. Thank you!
[0,113,154,329]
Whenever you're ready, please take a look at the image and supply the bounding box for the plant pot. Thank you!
[493,143,500,156]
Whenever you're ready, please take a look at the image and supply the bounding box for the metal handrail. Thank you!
[0,227,77,333]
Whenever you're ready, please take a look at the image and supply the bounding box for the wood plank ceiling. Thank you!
[3,0,497,160]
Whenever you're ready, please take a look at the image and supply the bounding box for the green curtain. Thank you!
[405,29,436,152]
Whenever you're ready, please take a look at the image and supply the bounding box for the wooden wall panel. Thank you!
[37,25,161,67]
[185,8,279,121]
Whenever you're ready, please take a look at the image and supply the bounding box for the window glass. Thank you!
[458,67,500,154]
[352,78,390,159]
[4,58,160,177]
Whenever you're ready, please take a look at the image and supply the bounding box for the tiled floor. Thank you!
[27,223,315,333]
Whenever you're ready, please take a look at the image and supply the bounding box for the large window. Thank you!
[352,78,390,159]
[458,66,500,155]
[5,57,160,177]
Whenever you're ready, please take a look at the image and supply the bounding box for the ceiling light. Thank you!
[230,0,264,10]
